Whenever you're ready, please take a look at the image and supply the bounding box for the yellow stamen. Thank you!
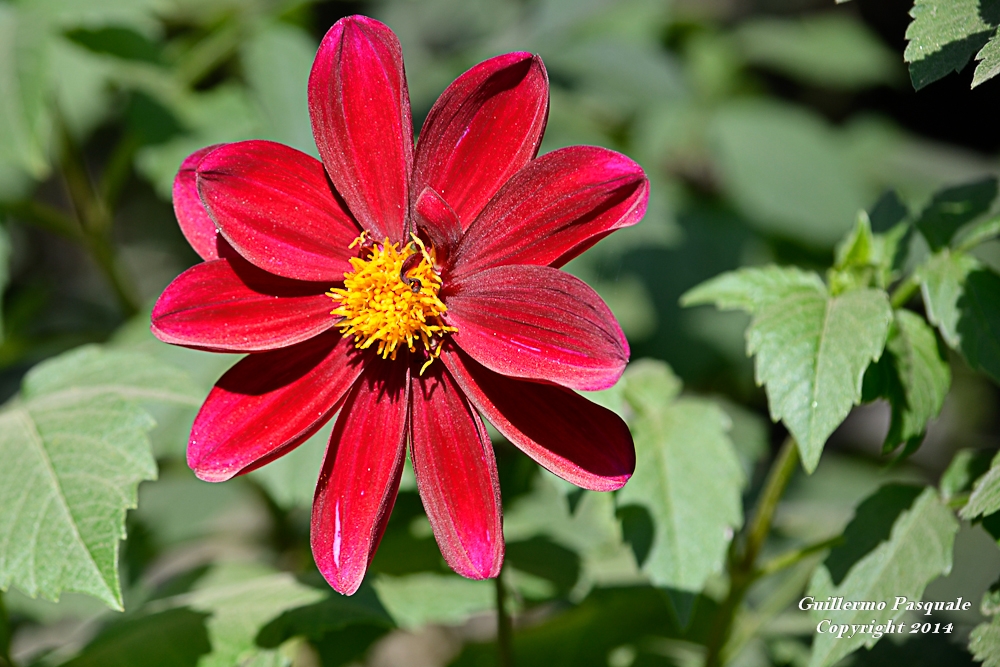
[329,235,456,369]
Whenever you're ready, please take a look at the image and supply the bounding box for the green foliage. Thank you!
[372,573,495,629]
[917,250,981,348]
[904,0,1000,89]
[807,485,959,667]
[960,452,1000,519]
[940,448,995,501]
[709,101,867,247]
[914,177,998,251]
[60,608,212,667]
[175,564,325,667]
[617,360,745,591]
[971,616,1000,667]
[0,224,9,342]
[685,267,893,471]
[0,346,200,609]
[735,14,899,89]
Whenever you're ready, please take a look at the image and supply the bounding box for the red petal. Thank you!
[410,365,502,579]
[444,265,629,391]
[452,146,648,277]
[188,332,365,482]
[413,53,548,229]
[414,187,461,265]
[312,361,409,595]
[309,16,413,243]
[196,140,361,282]
[151,256,335,353]
[443,348,634,491]
[174,145,224,260]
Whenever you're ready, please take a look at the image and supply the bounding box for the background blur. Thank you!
[1,0,998,665]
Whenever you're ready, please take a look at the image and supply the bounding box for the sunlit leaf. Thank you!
[974,33,1000,87]
[971,615,1000,667]
[735,14,899,89]
[940,449,995,502]
[681,265,824,313]
[617,360,744,591]
[961,452,1000,519]
[0,346,201,609]
[904,0,1000,90]
[807,485,958,667]
[372,573,494,629]
[710,101,867,247]
[917,249,980,348]
[177,563,325,667]
[0,5,52,180]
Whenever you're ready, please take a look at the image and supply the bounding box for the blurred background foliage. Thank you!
[1,0,999,666]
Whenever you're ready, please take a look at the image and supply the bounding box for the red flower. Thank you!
[152,15,648,595]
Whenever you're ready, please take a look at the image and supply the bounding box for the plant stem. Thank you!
[56,117,140,317]
[0,589,14,667]
[754,535,843,579]
[703,437,800,667]
[495,568,514,667]
[0,200,82,241]
[889,275,919,309]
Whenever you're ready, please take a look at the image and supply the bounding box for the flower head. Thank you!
[152,15,648,595]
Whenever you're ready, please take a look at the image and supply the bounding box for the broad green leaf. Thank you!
[904,0,1000,90]
[617,360,744,591]
[242,21,317,156]
[680,265,825,314]
[178,564,325,667]
[807,485,958,667]
[256,586,393,647]
[61,608,212,667]
[955,214,1000,250]
[974,33,1000,87]
[372,573,494,629]
[750,288,893,471]
[0,5,52,179]
[710,101,867,247]
[914,177,998,251]
[735,14,898,89]
[971,615,1000,667]
[956,268,1000,384]
[0,346,201,609]
[940,449,995,501]
[917,249,981,347]
[881,310,951,453]
[961,452,1000,519]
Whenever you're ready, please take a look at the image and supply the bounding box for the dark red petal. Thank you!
[309,16,413,243]
[151,256,334,353]
[196,140,361,282]
[414,187,461,265]
[410,365,502,579]
[443,348,634,491]
[187,332,365,482]
[445,264,629,391]
[312,361,409,595]
[174,144,224,260]
[452,146,648,277]
[413,53,548,229]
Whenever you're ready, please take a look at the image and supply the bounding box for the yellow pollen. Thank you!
[329,234,456,369]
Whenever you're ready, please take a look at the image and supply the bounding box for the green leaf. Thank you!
[680,265,825,314]
[904,0,1000,90]
[0,5,52,179]
[0,346,201,609]
[955,214,1000,250]
[960,452,1000,519]
[750,288,893,472]
[940,448,995,501]
[735,14,899,89]
[242,21,317,157]
[256,586,393,647]
[372,573,495,629]
[956,268,1000,384]
[914,177,998,251]
[61,608,212,667]
[177,563,325,667]
[917,249,981,347]
[974,32,1000,87]
[881,310,951,453]
[249,421,329,508]
[971,615,1000,667]
[807,485,959,667]
[710,100,867,247]
[617,360,744,591]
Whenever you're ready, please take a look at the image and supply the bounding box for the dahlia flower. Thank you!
[152,15,648,594]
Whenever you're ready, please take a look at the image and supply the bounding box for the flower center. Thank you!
[328,233,456,369]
